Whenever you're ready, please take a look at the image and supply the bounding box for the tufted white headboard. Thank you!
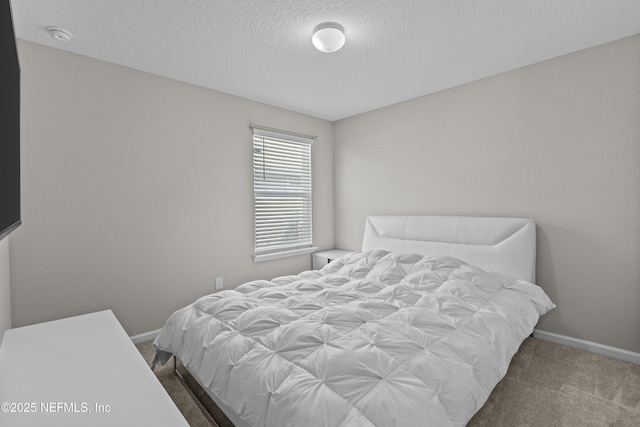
[362,216,536,282]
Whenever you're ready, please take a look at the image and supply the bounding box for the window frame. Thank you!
[251,125,317,262]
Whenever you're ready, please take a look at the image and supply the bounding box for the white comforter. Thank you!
[153,251,554,427]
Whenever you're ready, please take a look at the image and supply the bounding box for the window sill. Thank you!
[253,247,318,263]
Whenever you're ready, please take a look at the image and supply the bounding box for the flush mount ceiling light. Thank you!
[312,22,345,53]
[46,26,73,42]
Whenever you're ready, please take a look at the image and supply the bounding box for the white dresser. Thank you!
[0,310,189,427]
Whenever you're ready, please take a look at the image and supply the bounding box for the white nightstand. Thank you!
[312,249,354,270]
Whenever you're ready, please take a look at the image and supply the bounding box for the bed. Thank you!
[152,215,555,426]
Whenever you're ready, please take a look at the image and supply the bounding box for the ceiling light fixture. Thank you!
[47,26,73,42]
[312,22,345,53]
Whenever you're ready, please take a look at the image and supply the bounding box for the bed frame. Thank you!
[174,359,236,427]
[174,215,537,427]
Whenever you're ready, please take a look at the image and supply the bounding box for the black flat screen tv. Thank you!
[0,0,21,242]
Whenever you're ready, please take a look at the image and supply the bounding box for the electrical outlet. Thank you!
[215,277,223,290]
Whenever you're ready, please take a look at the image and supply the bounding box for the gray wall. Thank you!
[9,35,640,355]
[334,35,640,354]
[11,41,335,335]
[0,237,11,341]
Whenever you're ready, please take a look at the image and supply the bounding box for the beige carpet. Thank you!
[136,337,640,426]
[137,341,215,427]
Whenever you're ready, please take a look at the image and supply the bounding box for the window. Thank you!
[252,125,316,261]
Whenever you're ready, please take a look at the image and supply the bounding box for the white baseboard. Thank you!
[534,329,640,365]
[130,328,161,344]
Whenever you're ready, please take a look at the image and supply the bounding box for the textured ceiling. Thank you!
[9,0,640,121]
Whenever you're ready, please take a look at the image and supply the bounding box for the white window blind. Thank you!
[252,125,314,260]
